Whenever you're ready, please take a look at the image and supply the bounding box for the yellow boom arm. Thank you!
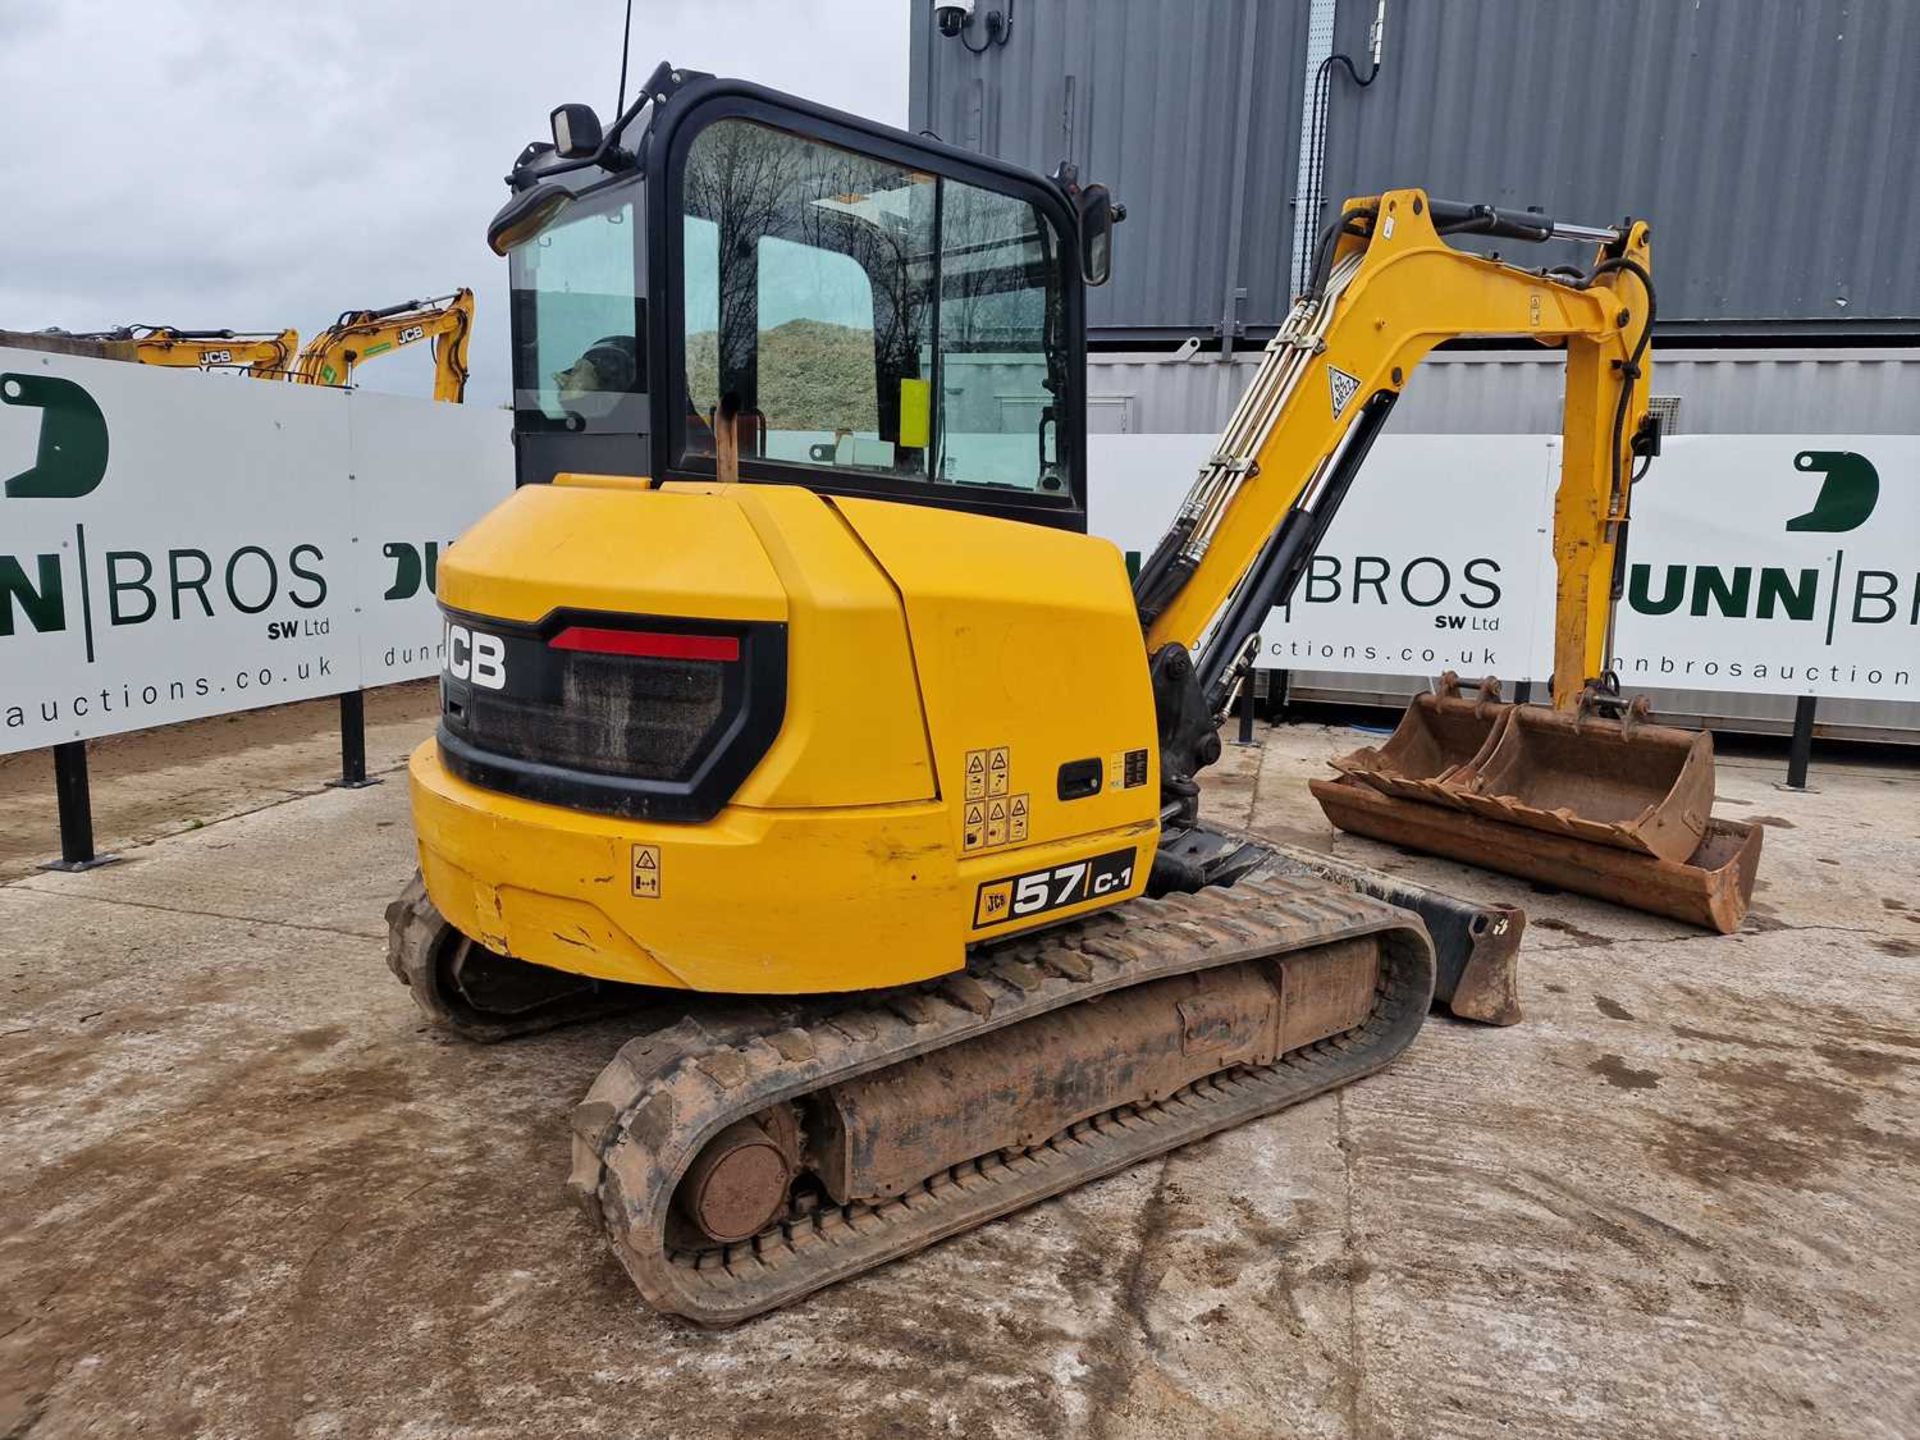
[1135,188,1652,711]
[72,325,299,378]
[293,288,474,401]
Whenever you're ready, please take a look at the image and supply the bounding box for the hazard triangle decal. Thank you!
[1328,365,1361,419]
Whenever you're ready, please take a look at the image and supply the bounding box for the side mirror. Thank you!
[487,182,574,256]
[1076,183,1119,287]
[550,103,604,159]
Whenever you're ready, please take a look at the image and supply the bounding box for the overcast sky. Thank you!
[0,1,909,406]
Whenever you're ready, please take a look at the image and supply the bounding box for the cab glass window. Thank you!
[508,191,645,428]
[677,118,1069,497]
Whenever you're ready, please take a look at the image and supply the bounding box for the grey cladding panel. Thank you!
[915,0,1920,333]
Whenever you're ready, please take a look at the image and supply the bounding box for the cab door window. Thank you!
[676,117,1070,499]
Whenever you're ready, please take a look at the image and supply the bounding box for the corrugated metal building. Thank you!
[909,0,1920,738]
[910,0,1920,343]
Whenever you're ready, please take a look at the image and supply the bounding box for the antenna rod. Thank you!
[615,0,635,115]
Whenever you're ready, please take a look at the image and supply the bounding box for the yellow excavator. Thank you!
[386,64,1696,1325]
[16,324,300,376]
[292,289,474,401]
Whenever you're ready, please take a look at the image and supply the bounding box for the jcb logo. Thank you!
[397,325,426,345]
[443,621,506,689]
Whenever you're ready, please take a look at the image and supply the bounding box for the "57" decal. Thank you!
[974,848,1136,928]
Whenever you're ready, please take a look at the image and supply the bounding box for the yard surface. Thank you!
[2,708,1915,1438]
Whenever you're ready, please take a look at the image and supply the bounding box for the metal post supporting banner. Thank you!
[1235,672,1258,746]
[331,690,380,789]
[41,741,119,872]
[1780,694,1818,791]
[1266,668,1291,723]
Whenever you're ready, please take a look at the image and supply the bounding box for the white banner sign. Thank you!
[1087,431,1918,703]
[1088,433,1555,678]
[1255,435,1556,680]
[1609,436,1918,700]
[1,348,511,753]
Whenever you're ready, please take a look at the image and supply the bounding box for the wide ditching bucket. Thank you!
[1448,705,1714,863]
[1314,685,1757,933]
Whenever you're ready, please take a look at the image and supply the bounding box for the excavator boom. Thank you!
[1134,197,1759,928]
[22,324,300,377]
[293,289,474,400]
[1133,191,1652,716]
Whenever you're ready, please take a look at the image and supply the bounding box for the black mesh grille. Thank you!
[455,654,726,782]
[436,609,786,823]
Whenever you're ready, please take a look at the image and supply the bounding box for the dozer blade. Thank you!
[1329,675,1509,809]
[1254,843,1525,1026]
[1309,774,1762,934]
[1150,819,1524,1026]
[565,876,1434,1326]
[1445,704,1716,863]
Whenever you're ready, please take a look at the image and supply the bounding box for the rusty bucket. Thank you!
[1308,775,1762,934]
[1330,674,1509,808]
[1446,704,1716,864]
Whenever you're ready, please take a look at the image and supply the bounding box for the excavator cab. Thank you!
[424,65,1168,1003]
[494,64,1111,528]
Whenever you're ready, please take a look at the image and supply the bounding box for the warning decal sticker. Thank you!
[1328,364,1361,419]
[631,843,661,898]
[963,800,987,852]
[964,749,987,801]
[962,746,1022,851]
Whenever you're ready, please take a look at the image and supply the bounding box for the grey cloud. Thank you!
[1,0,908,404]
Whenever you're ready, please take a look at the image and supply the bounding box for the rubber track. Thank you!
[567,874,1435,1326]
[386,875,632,1041]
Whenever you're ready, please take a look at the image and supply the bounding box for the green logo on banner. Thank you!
[2,373,109,499]
[1785,450,1877,533]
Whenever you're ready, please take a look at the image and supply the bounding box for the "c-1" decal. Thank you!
[974,847,1136,928]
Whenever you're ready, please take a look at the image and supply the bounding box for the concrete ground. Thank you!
[0,682,439,882]
[1,719,1915,1439]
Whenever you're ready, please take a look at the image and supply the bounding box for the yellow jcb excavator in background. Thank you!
[293,289,474,401]
[109,324,302,377]
[7,323,301,376]
[384,63,1748,1326]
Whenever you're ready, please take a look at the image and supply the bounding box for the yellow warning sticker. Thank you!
[963,800,987,852]
[985,796,1008,848]
[631,843,661,899]
[1008,792,1029,843]
[975,880,1014,926]
[1107,751,1125,791]
[964,748,988,801]
[988,746,1010,797]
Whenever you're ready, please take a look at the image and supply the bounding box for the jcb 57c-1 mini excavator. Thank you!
[388,63,1685,1325]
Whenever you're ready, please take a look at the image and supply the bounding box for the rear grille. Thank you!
[437,607,787,823]
[461,652,727,782]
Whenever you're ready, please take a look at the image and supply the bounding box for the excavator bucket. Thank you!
[1308,775,1762,934]
[1447,705,1715,864]
[1315,691,1755,931]
[1330,673,1507,808]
